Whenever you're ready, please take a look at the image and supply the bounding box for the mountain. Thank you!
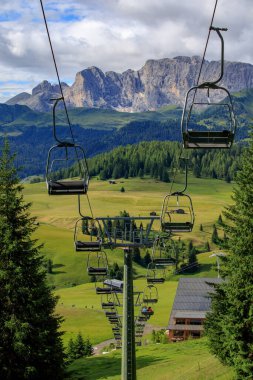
[6,56,253,113]
[6,81,69,113]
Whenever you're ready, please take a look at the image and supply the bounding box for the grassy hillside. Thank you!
[23,177,234,379]
[66,339,234,380]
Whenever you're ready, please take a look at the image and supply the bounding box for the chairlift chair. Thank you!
[46,98,89,195]
[152,236,177,266]
[105,311,117,317]
[87,251,108,277]
[142,285,158,304]
[146,262,166,284]
[161,159,195,233]
[181,27,236,149]
[96,285,113,295]
[137,316,148,322]
[161,192,194,233]
[74,198,103,252]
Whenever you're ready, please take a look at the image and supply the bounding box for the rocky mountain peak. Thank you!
[6,56,253,112]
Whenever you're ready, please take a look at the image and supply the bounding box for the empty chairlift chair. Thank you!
[74,215,102,252]
[161,192,194,233]
[87,251,108,277]
[181,27,236,149]
[46,98,89,195]
[146,262,166,284]
[151,236,177,266]
[101,293,119,310]
[161,159,194,233]
[142,285,158,304]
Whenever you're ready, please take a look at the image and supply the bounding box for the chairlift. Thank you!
[105,311,117,317]
[74,213,102,252]
[141,306,154,317]
[146,262,166,284]
[87,250,108,277]
[137,316,148,322]
[151,236,177,266]
[101,293,120,309]
[142,285,158,304]
[46,98,89,195]
[161,160,194,233]
[96,281,113,295]
[181,27,236,149]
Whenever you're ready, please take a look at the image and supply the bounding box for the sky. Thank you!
[0,0,253,103]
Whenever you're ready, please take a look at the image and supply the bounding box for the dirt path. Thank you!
[93,339,115,356]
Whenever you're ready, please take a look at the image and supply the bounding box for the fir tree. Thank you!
[143,251,152,267]
[205,134,253,379]
[217,214,223,225]
[204,241,210,252]
[0,140,65,380]
[211,224,219,244]
[74,333,86,359]
[199,223,203,232]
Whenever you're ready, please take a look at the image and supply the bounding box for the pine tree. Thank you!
[204,241,210,252]
[217,214,223,225]
[205,135,253,379]
[66,337,76,362]
[84,337,94,357]
[74,332,86,359]
[0,140,65,379]
[143,251,152,267]
[199,223,203,232]
[211,224,219,244]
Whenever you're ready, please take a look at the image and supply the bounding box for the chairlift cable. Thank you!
[39,0,73,135]
[39,1,90,174]
[86,193,94,219]
[192,0,219,104]
[40,0,95,214]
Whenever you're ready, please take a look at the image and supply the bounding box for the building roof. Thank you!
[168,278,222,330]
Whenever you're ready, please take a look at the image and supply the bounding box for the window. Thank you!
[175,319,185,325]
[189,319,202,325]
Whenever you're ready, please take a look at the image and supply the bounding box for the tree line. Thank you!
[85,141,244,182]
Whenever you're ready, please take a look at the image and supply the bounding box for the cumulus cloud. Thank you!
[0,0,252,101]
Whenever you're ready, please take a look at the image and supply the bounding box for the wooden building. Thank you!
[167,278,222,341]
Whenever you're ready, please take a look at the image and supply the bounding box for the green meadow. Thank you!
[23,176,234,379]
[66,339,234,380]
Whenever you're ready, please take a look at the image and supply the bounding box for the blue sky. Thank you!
[0,0,253,103]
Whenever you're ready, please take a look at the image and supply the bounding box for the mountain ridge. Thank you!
[6,56,253,113]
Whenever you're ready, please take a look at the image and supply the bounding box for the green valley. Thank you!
[22,176,235,379]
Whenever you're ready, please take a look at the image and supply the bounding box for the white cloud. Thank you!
[0,0,253,101]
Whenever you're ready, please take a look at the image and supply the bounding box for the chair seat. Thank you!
[147,278,165,284]
[48,180,88,195]
[162,222,193,232]
[153,258,176,265]
[183,130,233,149]
[87,267,107,276]
[76,241,101,251]
[142,298,158,304]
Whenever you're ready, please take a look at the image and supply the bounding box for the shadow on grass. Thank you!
[65,351,162,379]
